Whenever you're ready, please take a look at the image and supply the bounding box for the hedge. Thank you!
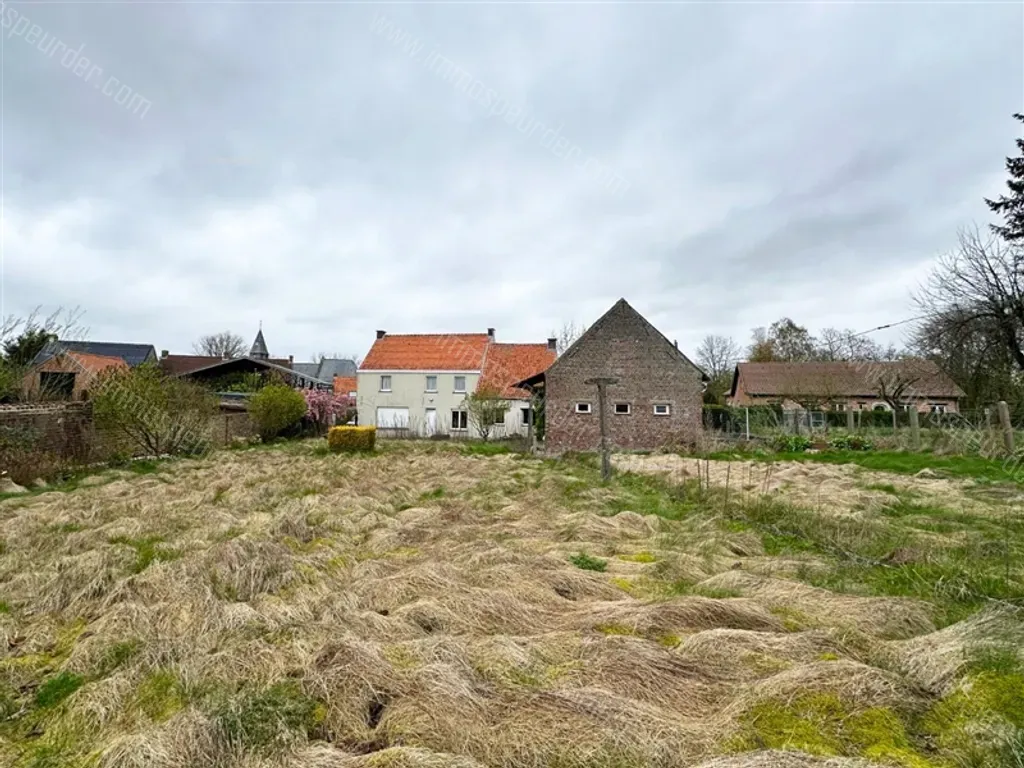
[327,426,376,453]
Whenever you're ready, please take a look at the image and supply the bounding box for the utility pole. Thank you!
[586,377,619,481]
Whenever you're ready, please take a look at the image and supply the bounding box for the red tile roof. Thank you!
[333,376,357,396]
[481,343,557,400]
[160,355,291,376]
[360,334,491,371]
[733,360,965,399]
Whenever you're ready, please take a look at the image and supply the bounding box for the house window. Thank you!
[930,403,947,414]
[451,410,468,430]
[575,402,592,414]
[834,403,846,412]
[614,403,631,415]
[40,371,75,399]
[379,375,392,392]
[653,403,670,416]
[521,407,532,425]
[453,376,466,393]
[856,402,866,410]
[491,409,506,426]
[425,375,437,392]
[872,403,888,411]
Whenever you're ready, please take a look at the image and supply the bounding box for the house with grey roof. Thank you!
[32,340,158,368]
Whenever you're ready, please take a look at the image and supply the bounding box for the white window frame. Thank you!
[834,402,846,412]
[425,375,438,392]
[575,402,592,414]
[450,409,468,430]
[614,403,631,415]
[653,403,670,416]
[379,375,392,392]
[453,375,467,393]
[929,403,947,414]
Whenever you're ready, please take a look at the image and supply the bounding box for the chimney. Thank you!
[547,337,557,352]
[487,327,495,342]
[288,355,293,365]
[160,349,169,358]
[674,339,679,349]
[376,329,386,340]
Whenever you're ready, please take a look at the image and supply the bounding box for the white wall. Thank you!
[357,371,479,435]
[357,371,535,438]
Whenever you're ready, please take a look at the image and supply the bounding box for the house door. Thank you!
[425,408,437,435]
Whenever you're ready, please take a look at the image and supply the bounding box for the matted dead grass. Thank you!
[612,454,1019,519]
[0,442,1017,767]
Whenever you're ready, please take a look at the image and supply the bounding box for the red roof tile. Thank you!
[480,343,556,400]
[360,334,491,371]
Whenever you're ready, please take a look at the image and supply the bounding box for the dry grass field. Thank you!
[1,441,1022,768]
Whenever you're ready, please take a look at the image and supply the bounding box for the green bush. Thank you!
[248,385,307,441]
[92,364,218,457]
[769,434,813,453]
[326,426,376,453]
[829,434,874,451]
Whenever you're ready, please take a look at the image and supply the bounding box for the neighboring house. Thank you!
[22,351,128,401]
[333,376,357,398]
[357,328,556,437]
[516,299,707,452]
[728,360,965,413]
[32,340,157,369]
[163,329,329,390]
[293,358,358,390]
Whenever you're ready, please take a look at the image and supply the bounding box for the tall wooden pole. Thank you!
[586,377,619,481]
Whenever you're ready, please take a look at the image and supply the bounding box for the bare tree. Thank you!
[696,335,739,380]
[550,321,585,356]
[816,328,885,361]
[465,384,509,441]
[915,226,1024,372]
[312,351,363,366]
[193,331,246,359]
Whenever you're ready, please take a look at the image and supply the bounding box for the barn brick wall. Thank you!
[544,302,704,452]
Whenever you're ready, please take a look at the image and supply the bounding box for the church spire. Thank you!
[250,327,269,359]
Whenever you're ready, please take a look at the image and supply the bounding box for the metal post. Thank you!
[846,409,855,431]
[586,377,618,482]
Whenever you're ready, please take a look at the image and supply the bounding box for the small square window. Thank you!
[614,403,631,415]
[425,375,437,392]
[575,402,592,414]
[379,375,392,392]
[653,403,670,416]
[451,410,468,430]
[834,403,846,412]
[454,376,466,393]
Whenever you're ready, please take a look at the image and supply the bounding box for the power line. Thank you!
[851,315,929,337]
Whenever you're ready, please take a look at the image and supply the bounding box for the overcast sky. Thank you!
[2,1,1021,362]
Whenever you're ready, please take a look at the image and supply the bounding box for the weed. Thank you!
[568,552,607,572]
[617,551,657,563]
[96,639,142,676]
[214,681,323,753]
[0,600,10,614]
[34,672,84,708]
[136,670,186,722]
[109,535,181,574]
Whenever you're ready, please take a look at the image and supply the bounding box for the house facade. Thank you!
[520,299,707,452]
[728,361,965,413]
[357,328,556,437]
[22,351,129,401]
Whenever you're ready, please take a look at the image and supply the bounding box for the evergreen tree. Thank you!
[986,113,1024,242]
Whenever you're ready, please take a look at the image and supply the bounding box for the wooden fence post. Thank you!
[908,406,921,451]
[998,400,1015,455]
[846,410,855,431]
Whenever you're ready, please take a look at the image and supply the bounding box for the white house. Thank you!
[356,328,556,437]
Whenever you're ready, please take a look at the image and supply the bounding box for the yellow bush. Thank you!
[327,426,376,453]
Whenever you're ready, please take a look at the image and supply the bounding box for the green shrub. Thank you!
[327,426,376,453]
[249,385,307,440]
[769,434,813,453]
[569,552,607,572]
[828,434,874,451]
[92,364,217,456]
[35,671,84,708]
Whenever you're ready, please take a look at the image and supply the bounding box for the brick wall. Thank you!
[545,301,704,452]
